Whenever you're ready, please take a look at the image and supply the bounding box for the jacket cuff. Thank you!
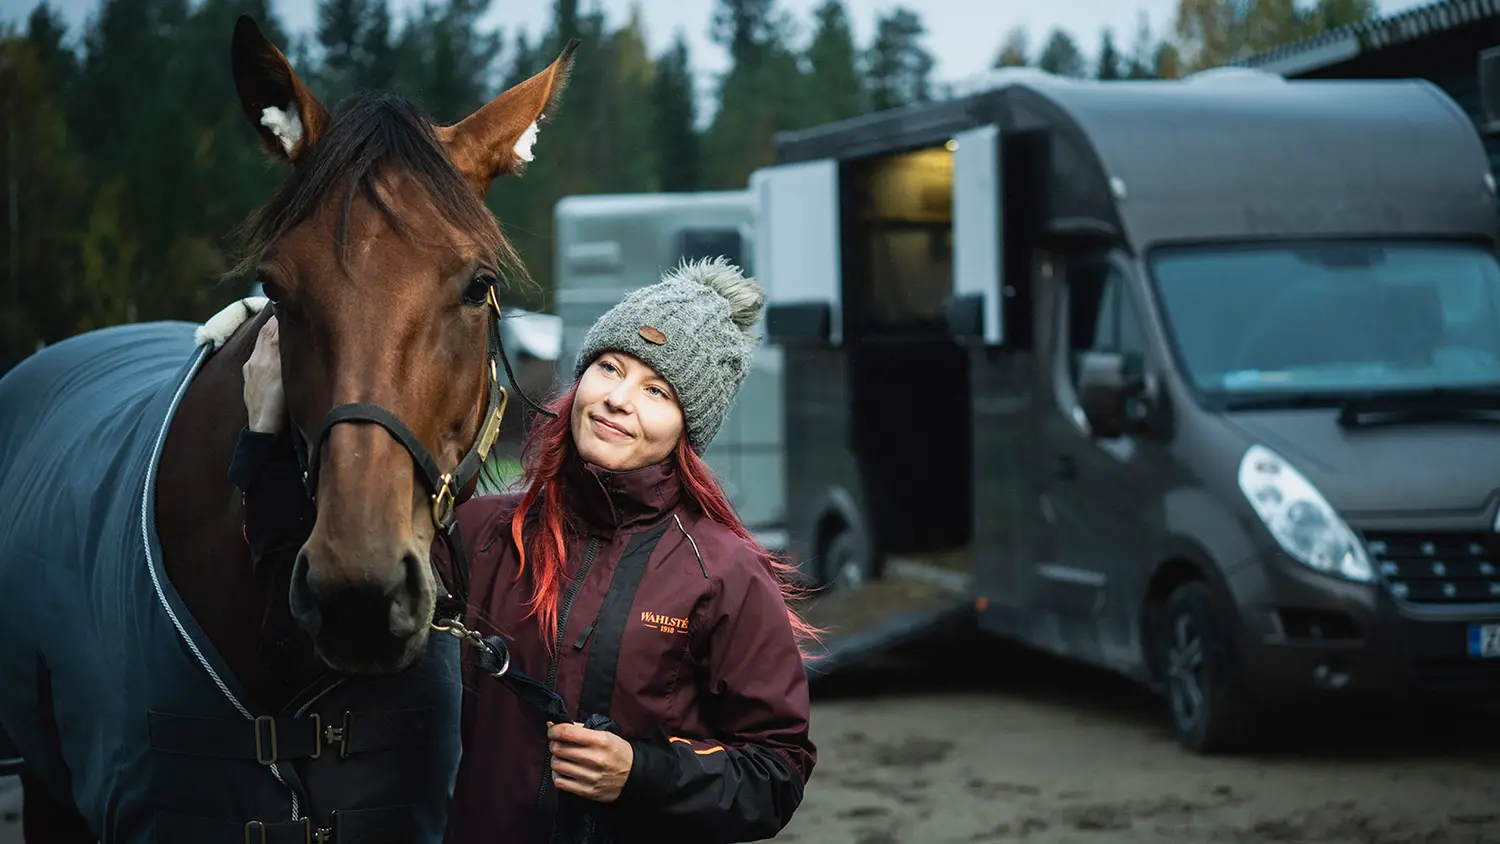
[621,736,675,805]
[228,428,287,491]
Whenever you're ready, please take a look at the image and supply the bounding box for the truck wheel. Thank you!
[1154,582,1257,754]
[823,528,871,591]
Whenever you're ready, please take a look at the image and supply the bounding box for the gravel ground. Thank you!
[784,637,1500,844]
[4,636,1498,844]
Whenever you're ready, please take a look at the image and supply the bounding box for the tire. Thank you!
[1153,582,1259,754]
[822,528,872,591]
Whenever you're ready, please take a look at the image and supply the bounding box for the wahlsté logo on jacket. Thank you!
[640,611,689,634]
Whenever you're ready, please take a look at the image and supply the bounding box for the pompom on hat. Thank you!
[573,256,765,454]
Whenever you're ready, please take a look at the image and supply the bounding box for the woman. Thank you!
[232,257,817,844]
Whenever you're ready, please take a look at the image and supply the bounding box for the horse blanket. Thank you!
[0,320,463,843]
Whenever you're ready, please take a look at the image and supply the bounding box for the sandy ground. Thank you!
[4,635,1498,844]
[784,638,1500,844]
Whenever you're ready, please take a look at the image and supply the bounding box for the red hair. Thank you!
[509,383,821,657]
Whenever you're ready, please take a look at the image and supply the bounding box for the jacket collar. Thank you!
[562,449,680,537]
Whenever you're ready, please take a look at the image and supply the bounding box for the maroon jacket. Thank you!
[231,431,816,844]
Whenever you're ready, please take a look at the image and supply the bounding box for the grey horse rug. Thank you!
[0,318,462,843]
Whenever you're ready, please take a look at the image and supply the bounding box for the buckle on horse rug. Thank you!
[242,819,333,844]
[253,715,279,765]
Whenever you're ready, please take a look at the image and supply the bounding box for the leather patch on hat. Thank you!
[638,325,667,345]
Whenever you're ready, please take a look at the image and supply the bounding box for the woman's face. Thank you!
[571,351,684,472]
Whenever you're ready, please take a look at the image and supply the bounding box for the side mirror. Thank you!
[1077,351,1147,438]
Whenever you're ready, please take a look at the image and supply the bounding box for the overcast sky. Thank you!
[9,0,1431,87]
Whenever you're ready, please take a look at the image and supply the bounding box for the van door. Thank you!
[1031,254,1155,671]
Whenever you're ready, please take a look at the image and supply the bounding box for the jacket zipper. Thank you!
[572,618,598,650]
[538,535,600,815]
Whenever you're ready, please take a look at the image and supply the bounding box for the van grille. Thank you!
[1361,531,1500,605]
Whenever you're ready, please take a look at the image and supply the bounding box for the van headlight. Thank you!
[1237,444,1373,582]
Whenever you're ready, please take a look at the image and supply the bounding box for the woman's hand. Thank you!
[548,721,634,803]
[243,317,287,434]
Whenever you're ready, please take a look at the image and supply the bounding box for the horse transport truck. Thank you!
[753,67,1500,752]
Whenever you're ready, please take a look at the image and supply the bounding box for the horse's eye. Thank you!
[258,278,284,304]
[462,274,494,307]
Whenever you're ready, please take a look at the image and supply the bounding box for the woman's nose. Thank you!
[604,383,634,411]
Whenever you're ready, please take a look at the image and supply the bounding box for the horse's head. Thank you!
[228,16,574,675]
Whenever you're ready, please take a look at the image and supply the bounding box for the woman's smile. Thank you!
[590,413,633,440]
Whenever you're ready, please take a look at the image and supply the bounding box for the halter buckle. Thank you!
[431,473,455,527]
[477,388,508,462]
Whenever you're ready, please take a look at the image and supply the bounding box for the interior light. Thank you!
[945,139,959,152]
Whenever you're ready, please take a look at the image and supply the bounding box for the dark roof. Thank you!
[773,73,1499,252]
[1036,76,1497,250]
[1236,0,1500,75]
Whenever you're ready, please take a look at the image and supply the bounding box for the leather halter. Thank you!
[288,284,557,636]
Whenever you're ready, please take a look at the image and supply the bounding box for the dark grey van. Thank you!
[757,69,1500,752]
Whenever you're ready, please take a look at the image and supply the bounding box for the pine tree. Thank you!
[804,0,864,124]
[993,26,1028,68]
[392,0,504,124]
[24,3,76,85]
[865,7,934,112]
[599,5,656,193]
[1,32,89,356]
[651,33,699,192]
[1096,29,1122,79]
[711,0,777,67]
[1036,28,1085,78]
[1126,12,1158,78]
[315,0,395,103]
[703,0,807,189]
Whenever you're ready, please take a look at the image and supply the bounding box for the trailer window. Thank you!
[678,228,745,271]
[1149,241,1500,397]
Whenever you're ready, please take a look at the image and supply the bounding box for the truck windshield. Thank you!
[1148,241,1500,402]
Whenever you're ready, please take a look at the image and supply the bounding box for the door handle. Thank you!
[1051,454,1078,479]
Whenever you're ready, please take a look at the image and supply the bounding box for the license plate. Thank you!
[1469,624,1500,658]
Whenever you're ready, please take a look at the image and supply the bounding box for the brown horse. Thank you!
[2,15,574,843]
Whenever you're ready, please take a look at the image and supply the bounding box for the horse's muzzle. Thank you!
[289,544,432,673]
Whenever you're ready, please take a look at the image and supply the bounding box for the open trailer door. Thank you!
[762,122,1007,676]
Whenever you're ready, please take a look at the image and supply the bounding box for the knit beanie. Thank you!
[573,256,765,454]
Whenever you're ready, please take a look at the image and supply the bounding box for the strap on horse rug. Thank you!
[0,316,461,843]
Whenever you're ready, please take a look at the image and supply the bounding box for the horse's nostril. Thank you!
[387,551,430,639]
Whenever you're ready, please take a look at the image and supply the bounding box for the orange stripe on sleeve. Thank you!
[669,736,727,755]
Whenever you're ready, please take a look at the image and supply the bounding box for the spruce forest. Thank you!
[0,0,1377,366]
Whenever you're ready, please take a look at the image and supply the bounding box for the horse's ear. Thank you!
[439,39,579,195]
[230,15,329,163]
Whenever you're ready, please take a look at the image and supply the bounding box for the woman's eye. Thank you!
[462,274,494,306]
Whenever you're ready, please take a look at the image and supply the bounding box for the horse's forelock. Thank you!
[229,91,525,286]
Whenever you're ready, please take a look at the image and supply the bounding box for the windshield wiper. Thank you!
[1216,392,1351,412]
[1336,386,1500,428]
